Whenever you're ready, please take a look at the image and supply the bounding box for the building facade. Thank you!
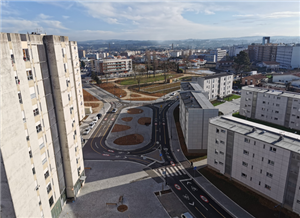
[94,58,132,75]
[179,87,218,153]
[276,45,300,69]
[207,115,300,215]
[228,45,248,57]
[193,73,233,100]
[239,86,300,131]
[78,50,85,59]
[0,33,85,218]
[210,48,227,62]
[248,44,278,62]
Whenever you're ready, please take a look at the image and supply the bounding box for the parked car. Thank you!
[170,92,176,96]
[96,113,102,119]
[93,117,98,122]
[112,108,117,113]
[89,122,96,129]
[83,128,91,135]
[181,212,193,218]
[84,126,91,132]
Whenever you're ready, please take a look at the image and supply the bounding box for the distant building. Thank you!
[257,61,280,70]
[248,44,278,62]
[241,74,268,86]
[180,83,218,153]
[207,115,300,216]
[78,49,85,58]
[216,61,234,72]
[204,54,216,63]
[276,45,300,69]
[170,51,181,57]
[94,58,132,75]
[228,45,248,57]
[192,73,233,100]
[273,73,300,84]
[210,48,227,62]
[239,86,300,131]
[85,53,99,60]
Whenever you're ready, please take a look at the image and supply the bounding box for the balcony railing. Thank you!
[42,158,47,165]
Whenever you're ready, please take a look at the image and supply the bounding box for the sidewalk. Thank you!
[166,101,254,218]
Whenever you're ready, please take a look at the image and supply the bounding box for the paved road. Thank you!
[82,87,233,218]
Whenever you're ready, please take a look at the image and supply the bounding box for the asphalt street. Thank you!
[82,85,233,218]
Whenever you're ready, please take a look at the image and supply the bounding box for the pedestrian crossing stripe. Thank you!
[155,165,186,178]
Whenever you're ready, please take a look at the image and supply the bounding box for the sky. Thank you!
[1,0,299,41]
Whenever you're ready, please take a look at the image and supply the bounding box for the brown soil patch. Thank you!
[114,134,144,145]
[84,102,99,108]
[98,83,127,98]
[83,89,99,101]
[130,98,158,101]
[127,108,143,114]
[122,117,133,122]
[138,117,151,125]
[117,205,128,212]
[112,124,131,132]
[130,94,141,97]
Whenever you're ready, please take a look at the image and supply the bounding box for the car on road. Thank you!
[170,92,176,96]
[89,122,96,129]
[93,117,98,122]
[96,113,102,119]
[83,128,91,135]
[112,108,118,113]
[181,212,193,218]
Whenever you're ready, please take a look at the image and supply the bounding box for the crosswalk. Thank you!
[155,165,186,178]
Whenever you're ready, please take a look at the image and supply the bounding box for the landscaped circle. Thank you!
[112,124,131,132]
[122,117,133,122]
[127,108,143,114]
[138,117,151,126]
[113,134,144,145]
[117,205,128,212]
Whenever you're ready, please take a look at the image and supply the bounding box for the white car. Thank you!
[112,108,118,113]
[170,92,176,96]
[93,117,98,122]
[181,212,193,218]
[83,128,91,135]
[89,122,96,129]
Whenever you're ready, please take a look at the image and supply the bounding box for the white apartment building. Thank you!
[239,86,300,131]
[210,48,227,62]
[276,45,300,69]
[94,58,132,75]
[208,115,300,215]
[193,73,233,100]
[179,87,218,153]
[228,45,248,57]
[170,51,181,57]
[0,33,85,218]
[273,74,300,84]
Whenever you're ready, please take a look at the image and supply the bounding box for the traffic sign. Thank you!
[170,161,175,166]
[200,195,209,203]
[194,166,197,170]
[174,184,181,190]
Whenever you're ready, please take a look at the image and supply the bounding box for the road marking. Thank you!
[195,207,206,218]
[147,161,156,167]
[181,182,208,211]
[166,168,174,176]
[173,166,182,175]
[189,202,194,206]
[111,118,115,121]
[102,154,110,156]
[209,203,226,218]
[178,165,187,174]
[169,167,178,176]
[95,143,99,148]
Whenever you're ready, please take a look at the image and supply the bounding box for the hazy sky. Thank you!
[1,0,299,41]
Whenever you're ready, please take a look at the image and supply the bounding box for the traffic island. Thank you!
[112,124,131,132]
[127,108,144,114]
[138,117,151,125]
[114,134,144,145]
[142,149,164,163]
[122,117,133,122]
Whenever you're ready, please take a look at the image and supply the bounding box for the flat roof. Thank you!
[242,86,300,99]
[180,91,215,109]
[210,115,300,153]
[202,72,232,80]
[181,82,204,91]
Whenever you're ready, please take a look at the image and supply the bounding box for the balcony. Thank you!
[42,158,47,165]
[30,93,36,99]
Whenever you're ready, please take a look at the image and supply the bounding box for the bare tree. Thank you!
[153,51,158,77]
[145,50,151,78]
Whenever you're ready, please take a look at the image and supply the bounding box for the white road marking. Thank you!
[166,168,174,176]
[173,166,182,175]
[169,167,178,176]
[178,165,187,174]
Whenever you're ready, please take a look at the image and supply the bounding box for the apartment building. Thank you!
[228,45,248,57]
[193,73,233,100]
[210,48,227,62]
[276,45,300,69]
[78,50,85,59]
[179,89,218,153]
[94,58,132,75]
[0,33,85,218]
[207,115,300,215]
[239,86,300,131]
[248,44,278,62]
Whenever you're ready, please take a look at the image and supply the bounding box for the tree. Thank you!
[145,50,151,78]
[91,71,101,84]
[234,51,251,82]
[153,51,158,77]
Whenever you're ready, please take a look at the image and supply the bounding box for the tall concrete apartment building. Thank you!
[248,44,278,62]
[276,45,300,69]
[179,83,218,153]
[94,58,132,75]
[210,48,227,62]
[0,33,85,218]
[239,86,300,131]
[207,115,300,215]
[192,73,233,100]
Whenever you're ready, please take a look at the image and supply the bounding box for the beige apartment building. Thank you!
[239,86,300,131]
[0,33,85,218]
[94,58,132,75]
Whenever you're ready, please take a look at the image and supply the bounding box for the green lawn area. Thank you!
[223,94,241,101]
[211,101,224,106]
[142,82,180,93]
[199,167,298,218]
[119,74,176,85]
[232,112,300,134]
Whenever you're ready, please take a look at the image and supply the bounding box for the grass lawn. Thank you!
[119,74,179,85]
[223,94,241,101]
[232,112,300,134]
[211,101,224,106]
[199,167,299,218]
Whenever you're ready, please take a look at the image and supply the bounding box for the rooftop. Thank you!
[242,85,300,99]
[210,115,300,153]
[181,82,204,92]
[202,72,232,80]
[262,61,280,65]
[180,91,214,109]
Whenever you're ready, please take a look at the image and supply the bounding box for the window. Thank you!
[36,124,42,133]
[274,117,278,120]
[275,111,279,114]
[220,151,224,155]
[241,173,247,178]
[219,162,224,165]
[215,139,219,144]
[259,181,261,186]
[265,184,271,190]
[30,87,36,99]
[277,97,281,100]
[244,138,250,143]
[23,49,30,61]
[32,165,36,175]
[27,70,33,80]
[268,160,274,166]
[216,128,219,133]
[49,196,54,207]
[33,108,39,116]
[242,161,248,167]
[214,159,218,164]
[220,140,225,144]
[46,183,52,194]
[18,92,23,104]
[276,104,280,107]
[41,152,47,165]
[215,149,219,154]
[221,130,226,133]
[39,142,45,150]
[251,165,253,170]
[270,147,277,153]
[243,150,249,155]
[29,147,33,158]
[266,172,273,178]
